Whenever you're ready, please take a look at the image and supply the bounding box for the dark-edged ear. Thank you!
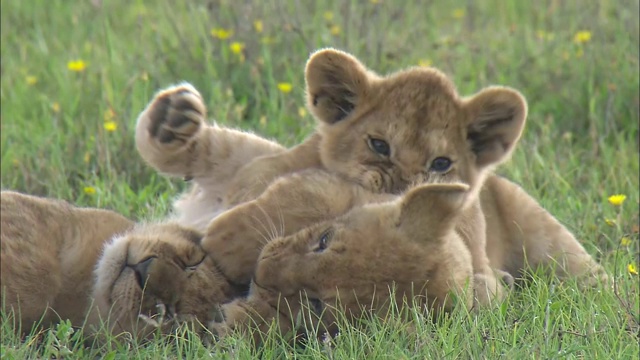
[398,183,469,240]
[305,48,372,124]
[464,86,527,168]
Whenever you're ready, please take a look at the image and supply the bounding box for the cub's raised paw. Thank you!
[142,83,206,151]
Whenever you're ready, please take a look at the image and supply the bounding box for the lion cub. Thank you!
[0,191,133,330]
[0,191,243,338]
[136,48,608,305]
[209,181,474,345]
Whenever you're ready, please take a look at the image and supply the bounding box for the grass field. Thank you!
[1,0,639,358]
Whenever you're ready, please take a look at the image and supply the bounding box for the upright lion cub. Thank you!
[136,48,608,306]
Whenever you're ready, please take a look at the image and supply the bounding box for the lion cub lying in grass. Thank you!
[210,180,474,344]
[136,48,609,307]
[0,191,243,338]
[1,191,132,331]
[0,184,472,343]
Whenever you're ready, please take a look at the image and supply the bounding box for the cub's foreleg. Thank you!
[457,201,514,307]
[135,83,285,185]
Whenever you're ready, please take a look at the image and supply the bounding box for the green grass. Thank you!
[1,0,638,358]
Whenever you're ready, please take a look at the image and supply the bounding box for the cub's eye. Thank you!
[368,138,390,157]
[183,255,206,274]
[315,229,333,253]
[430,157,452,172]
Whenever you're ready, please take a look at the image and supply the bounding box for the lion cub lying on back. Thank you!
[210,180,474,345]
[136,48,608,306]
[1,191,132,329]
[0,191,242,337]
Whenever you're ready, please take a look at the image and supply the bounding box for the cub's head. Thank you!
[306,48,527,193]
[253,182,474,323]
[92,223,237,337]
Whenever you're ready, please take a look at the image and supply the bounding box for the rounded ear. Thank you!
[398,183,469,240]
[305,48,372,124]
[464,86,528,168]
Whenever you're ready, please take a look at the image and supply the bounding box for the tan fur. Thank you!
[134,82,287,232]
[0,191,133,330]
[136,48,608,307]
[210,182,474,345]
[90,222,244,338]
[0,191,243,338]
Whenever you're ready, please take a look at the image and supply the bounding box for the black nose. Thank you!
[133,257,155,289]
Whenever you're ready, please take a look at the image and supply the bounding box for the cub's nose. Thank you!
[133,257,155,289]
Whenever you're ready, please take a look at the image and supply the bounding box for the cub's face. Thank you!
[305,48,528,193]
[253,183,474,317]
[92,223,208,335]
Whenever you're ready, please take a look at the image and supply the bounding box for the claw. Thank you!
[138,313,161,328]
[137,302,171,329]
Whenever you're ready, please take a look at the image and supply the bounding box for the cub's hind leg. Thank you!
[483,175,610,286]
[1,212,63,328]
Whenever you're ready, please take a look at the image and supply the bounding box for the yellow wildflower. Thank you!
[620,237,632,246]
[140,71,149,82]
[604,218,616,227]
[259,115,267,127]
[253,20,263,33]
[298,107,307,118]
[83,186,96,195]
[230,42,245,54]
[52,102,61,113]
[452,8,465,19]
[83,152,91,163]
[26,76,37,85]
[211,28,233,40]
[628,263,638,276]
[418,59,432,67]
[323,11,334,21]
[573,30,591,44]
[330,25,341,36]
[103,121,118,132]
[67,60,87,72]
[608,194,626,206]
[277,82,292,93]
